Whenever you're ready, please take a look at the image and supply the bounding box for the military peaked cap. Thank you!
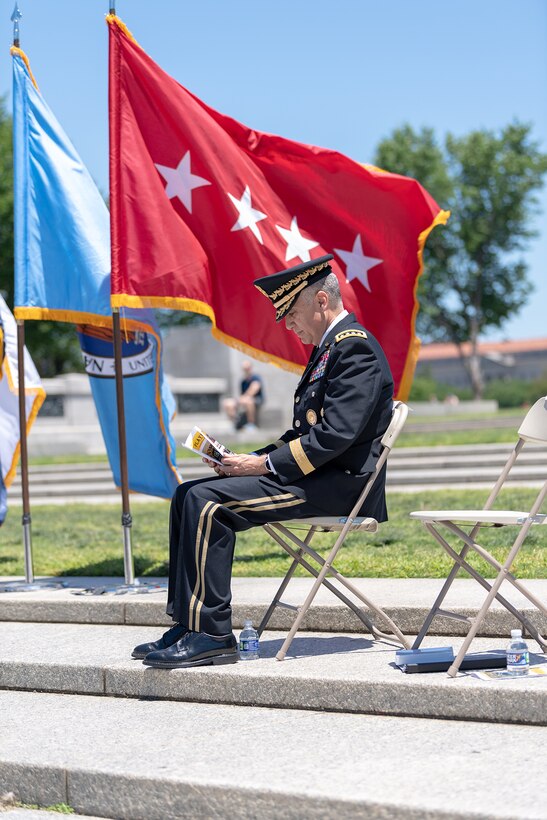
[253,254,334,322]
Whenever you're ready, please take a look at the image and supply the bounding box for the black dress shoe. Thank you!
[142,630,238,668]
[131,623,188,659]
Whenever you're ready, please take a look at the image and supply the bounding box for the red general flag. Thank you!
[108,15,448,398]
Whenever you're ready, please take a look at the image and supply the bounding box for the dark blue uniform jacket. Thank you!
[256,313,394,522]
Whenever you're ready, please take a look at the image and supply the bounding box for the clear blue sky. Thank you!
[1,0,546,340]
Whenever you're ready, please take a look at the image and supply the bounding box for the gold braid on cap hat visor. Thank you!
[274,280,309,310]
[276,297,297,321]
[270,259,330,305]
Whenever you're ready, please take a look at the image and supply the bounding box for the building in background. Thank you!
[416,338,547,388]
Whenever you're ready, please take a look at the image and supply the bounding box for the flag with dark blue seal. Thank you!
[77,323,178,498]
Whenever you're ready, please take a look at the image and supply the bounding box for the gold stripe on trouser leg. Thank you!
[224,491,300,508]
[228,498,305,515]
[190,492,305,632]
[192,501,222,631]
[188,500,219,631]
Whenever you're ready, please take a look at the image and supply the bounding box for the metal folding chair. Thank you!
[258,400,411,660]
[410,396,547,677]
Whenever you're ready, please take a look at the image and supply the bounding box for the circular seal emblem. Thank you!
[306,409,317,426]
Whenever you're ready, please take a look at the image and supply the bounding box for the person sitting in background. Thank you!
[223,360,264,432]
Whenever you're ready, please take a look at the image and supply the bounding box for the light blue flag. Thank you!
[12,47,180,498]
[12,49,111,322]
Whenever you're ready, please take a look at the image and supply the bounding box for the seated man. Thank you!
[133,254,394,668]
[222,360,264,432]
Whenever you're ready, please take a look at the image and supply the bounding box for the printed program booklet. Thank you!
[470,664,547,681]
[182,426,232,465]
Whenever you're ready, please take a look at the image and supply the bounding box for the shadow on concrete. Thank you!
[259,634,375,658]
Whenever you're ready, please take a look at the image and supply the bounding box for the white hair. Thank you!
[300,272,343,309]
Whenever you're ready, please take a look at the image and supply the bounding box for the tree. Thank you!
[0,97,84,377]
[374,123,547,397]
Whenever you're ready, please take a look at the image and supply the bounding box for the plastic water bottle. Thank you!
[238,619,259,660]
[506,629,529,676]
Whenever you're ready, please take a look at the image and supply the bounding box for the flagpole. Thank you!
[105,1,165,596]
[16,319,33,583]
[13,3,33,585]
[109,0,137,589]
[112,308,136,587]
[2,2,63,594]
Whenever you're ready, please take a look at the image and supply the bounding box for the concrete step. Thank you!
[1,810,104,820]
[404,416,519,432]
[393,442,519,455]
[22,443,545,470]
[0,621,546,725]
[391,450,547,467]
[1,689,547,819]
[6,441,543,502]
[1,577,546,639]
[18,454,544,483]
[9,460,545,502]
[9,467,542,502]
[387,464,547,485]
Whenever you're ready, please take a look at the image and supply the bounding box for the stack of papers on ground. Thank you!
[471,664,547,681]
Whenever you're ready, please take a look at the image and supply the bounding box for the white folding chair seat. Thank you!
[258,401,411,660]
[410,396,547,677]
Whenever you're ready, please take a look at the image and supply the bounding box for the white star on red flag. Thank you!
[276,216,319,262]
[334,234,383,292]
[155,151,211,214]
[227,185,268,244]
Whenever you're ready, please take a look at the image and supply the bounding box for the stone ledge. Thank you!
[0,622,546,725]
[1,577,546,638]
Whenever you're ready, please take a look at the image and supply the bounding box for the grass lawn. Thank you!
[396,428,518,447]
[0,487,544,579]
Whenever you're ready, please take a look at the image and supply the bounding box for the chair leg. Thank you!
[276,573,327,661]
[412,528,472,649]
[269,529,382,637]
[268,523,408,647]
[447,509,546,677]
[257,552,301,637]
[275,525,351,660]
[448,572,513,678]
[442,521,547,647]
[275,525,410,659]
[429,524,547,652]
[258,525,317,636]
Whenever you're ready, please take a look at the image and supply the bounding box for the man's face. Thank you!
[284,291,324,346]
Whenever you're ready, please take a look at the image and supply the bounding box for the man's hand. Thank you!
[219,453,269,477]
[202,456,225,474]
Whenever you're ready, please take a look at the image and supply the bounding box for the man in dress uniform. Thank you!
[133,254,394,668]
